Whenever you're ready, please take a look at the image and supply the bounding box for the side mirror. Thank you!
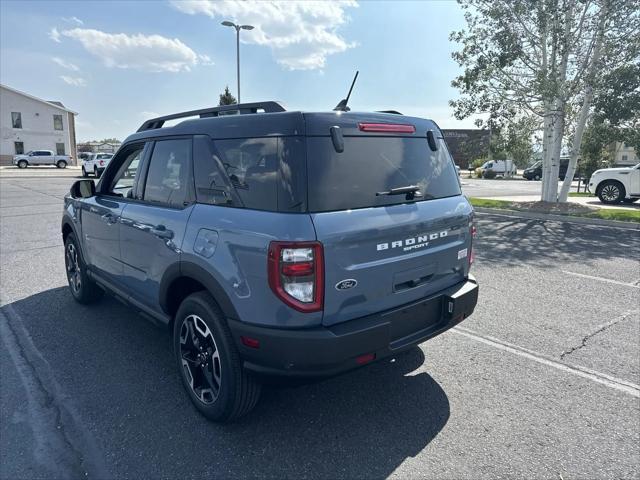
[70,179,96,199]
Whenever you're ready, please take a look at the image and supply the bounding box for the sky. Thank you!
[0,0,480,142]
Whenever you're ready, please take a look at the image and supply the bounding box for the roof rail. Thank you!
[376,110,403,115]
[137,101,286,132]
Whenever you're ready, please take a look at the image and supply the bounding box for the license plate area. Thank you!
[387,296,443,342]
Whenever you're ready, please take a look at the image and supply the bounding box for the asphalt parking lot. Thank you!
[1,173,639,479]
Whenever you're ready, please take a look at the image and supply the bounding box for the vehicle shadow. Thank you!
[4,287,450,479]
[475,213,639,268]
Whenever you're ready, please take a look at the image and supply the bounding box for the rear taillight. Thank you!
[469,223,477,267]
[268,241,324,313]
[358,123,416,133]
[99,160,104,166]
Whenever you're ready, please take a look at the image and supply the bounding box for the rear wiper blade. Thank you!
[376,185,423,199]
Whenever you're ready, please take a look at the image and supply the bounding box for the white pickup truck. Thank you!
[82,153,113,178]
[589,163,640,204]
[13,150,72,169]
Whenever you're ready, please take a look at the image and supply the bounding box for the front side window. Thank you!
[11,112,22,129]
[14,142,24,154]
[53,114,63,131]
[143,138,192,207]
[56,143,65,155]
[108,146,145,198]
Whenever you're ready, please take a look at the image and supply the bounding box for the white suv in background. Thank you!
[589,163,640,204]
[82,153,113,178]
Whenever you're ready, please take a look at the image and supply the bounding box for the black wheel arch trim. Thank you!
[159,260,240,321]
[61,217,86,262]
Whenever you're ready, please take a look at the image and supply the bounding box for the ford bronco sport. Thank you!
[62,101,479,422]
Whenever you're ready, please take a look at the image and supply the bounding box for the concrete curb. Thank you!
[474,207,640,230]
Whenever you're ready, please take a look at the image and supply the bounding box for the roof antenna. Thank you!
[333,71,359,112]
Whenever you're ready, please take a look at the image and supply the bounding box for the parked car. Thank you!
[479,159,516,177]
[13,150,71,168]
[82,153,113,177]
[62,101,479,422]
[522,158,579,181]
[589,163,640,204]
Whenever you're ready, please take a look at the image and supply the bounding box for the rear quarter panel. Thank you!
[183,204,321,328]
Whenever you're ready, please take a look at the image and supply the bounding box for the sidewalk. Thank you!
[0,165,81,178]
[482,194,639,211]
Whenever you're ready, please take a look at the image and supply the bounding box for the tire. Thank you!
[57,160,67,169]
[534,174,541,181]
[17,160,27,169]
[174,292,261,423]
[597,180,625,204]
[64,233,104,304]
[622,198,639,204]
[93,166,100,178]
[82,166,88,177]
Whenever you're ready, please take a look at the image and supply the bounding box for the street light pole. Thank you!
[222,21,254,104]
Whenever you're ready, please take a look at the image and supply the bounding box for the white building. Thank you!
[0,84,78,165]
[610,141,638,167]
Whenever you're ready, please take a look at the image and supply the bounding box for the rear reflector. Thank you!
[241,336,260,349]
[356,353,376,365]
[358,123,416,133]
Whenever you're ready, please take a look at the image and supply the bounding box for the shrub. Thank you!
[475,167,484,178]
[483,169,497,179]
[471,158,485,169]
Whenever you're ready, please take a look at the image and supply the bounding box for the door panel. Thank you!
[119,203,193,309]
[81,196,126,282]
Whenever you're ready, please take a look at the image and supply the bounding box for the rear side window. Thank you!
[306,136,461,212]
[194,137,278,211]
[143,139,192,207]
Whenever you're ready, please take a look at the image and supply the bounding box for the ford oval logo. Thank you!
[335,279,358,291]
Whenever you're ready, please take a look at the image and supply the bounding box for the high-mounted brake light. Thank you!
[268,241,324,313]
[358,123,416,133]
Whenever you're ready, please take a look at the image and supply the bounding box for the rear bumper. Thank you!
[228,276,478,378]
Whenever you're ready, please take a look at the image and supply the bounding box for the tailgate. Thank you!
[312,196,473,326]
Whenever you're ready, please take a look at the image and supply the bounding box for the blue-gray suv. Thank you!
[62,101,479,422]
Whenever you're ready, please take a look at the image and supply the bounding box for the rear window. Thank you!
[306,136,461,212]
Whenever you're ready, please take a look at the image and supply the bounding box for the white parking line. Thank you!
[451,326,640,398]
[562,270,640,289]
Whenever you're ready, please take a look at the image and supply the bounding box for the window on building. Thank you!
[56,143,66,155]
[14,142,24,154]
[11,112,22,129]
[53,114,63,131]
[621,155,628,161]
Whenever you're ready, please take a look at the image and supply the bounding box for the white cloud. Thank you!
[49,27,61,43]
[62,16,84,25]
[60,75,87,87]
[171,0,358,70]
[61,28,209,73]
[52,57,79,71]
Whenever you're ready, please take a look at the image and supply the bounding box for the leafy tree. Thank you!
[580,62,640,178]
[450,0,639,202]
[219,86,237,106]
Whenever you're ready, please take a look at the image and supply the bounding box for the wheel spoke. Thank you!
[178,314,221,405]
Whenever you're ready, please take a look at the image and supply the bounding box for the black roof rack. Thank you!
[137,101,286,132]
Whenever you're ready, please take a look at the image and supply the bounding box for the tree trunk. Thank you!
[558,1,609,202]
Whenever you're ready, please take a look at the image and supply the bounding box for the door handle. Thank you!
[150,225,174,240]
[101,213,117,225]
